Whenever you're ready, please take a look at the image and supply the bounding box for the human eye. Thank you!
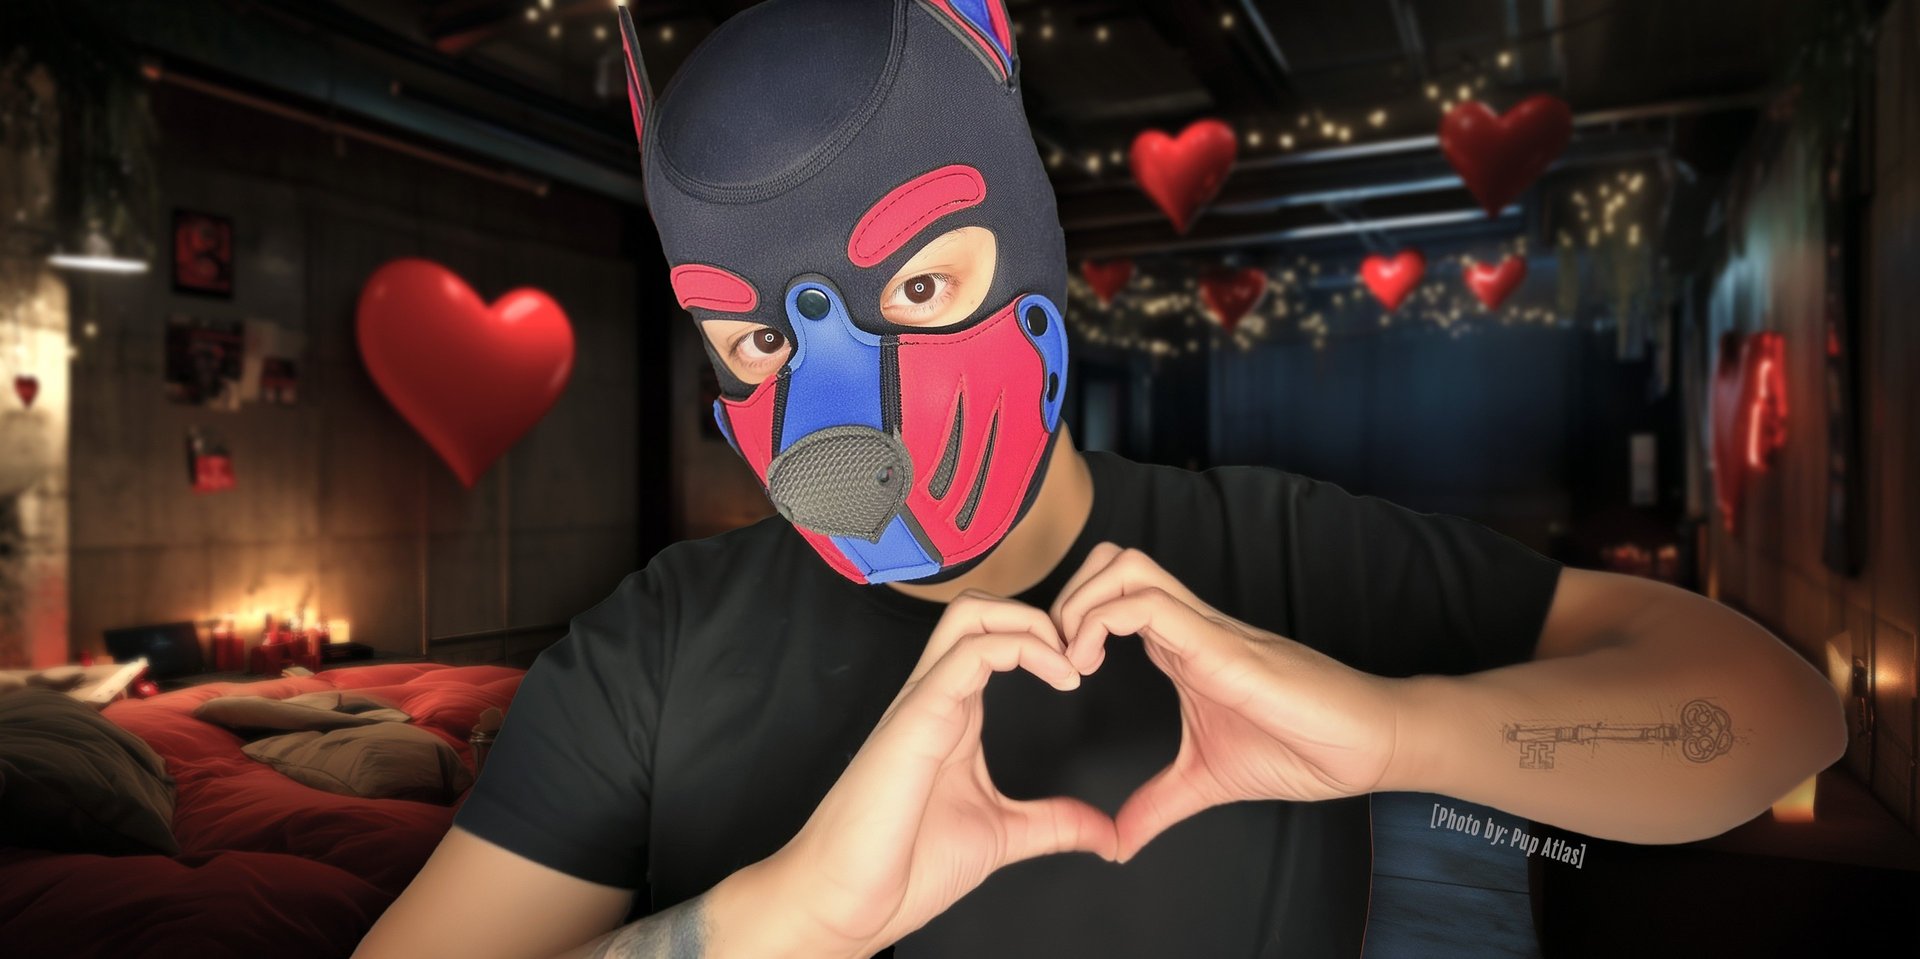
[881,272,959,324]
[728,326,791,378]
[875,226,995,329]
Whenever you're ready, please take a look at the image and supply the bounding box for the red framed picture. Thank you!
[172,210,233,296]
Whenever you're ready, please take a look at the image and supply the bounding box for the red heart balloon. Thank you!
[356,258,574,488]
[1199,268,1267,333]
[1440,96,1574,216]
[1465,256,1527,309]
[1130,119,1238,234]
[12,374,37,409]
[1360,251,1426,311]
[1081,258,1135,307]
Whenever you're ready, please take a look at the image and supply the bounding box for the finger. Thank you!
[1067,587,1223,678]
[1114,760,1217,864]
[832,632,1080,839]
[912,591,1066,683]
[1054,547,1215,672]
[1000,795,1120,865]
[888,632,1082,756]
[1047,541,1126,627]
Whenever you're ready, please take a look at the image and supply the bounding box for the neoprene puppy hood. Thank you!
[618,0,1070,585]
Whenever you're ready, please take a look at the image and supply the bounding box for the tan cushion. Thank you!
[194,690,411,733]
[241,723,473,804]
[0,687,179,855]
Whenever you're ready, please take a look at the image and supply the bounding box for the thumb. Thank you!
[1001,795,1120,865]
[1113,760,1216,864]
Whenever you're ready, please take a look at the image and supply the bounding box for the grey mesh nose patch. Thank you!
[766,426,914,542]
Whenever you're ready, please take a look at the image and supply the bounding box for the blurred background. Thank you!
[0,0,1915,953]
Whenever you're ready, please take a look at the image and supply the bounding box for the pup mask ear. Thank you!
[616,3,656,157]
[916,0,1018,85]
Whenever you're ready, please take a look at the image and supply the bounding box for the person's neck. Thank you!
[886,426,1092,604]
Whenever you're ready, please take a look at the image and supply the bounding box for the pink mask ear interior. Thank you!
[920,0,1017,82]
[615,5,654,154]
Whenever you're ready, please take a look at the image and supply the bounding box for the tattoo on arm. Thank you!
[1503,699,1734,769]
[586,895,708,959]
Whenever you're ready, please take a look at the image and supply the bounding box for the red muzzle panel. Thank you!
[895,301,1052,566]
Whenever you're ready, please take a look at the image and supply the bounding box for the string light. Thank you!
[1320,121,1336,137]
[1456,84,1471,101]
[660,24,674,41]
[1425,83,1440,100]
[1369,109,1387,127]
[1040,23,1054,41]
[549,22,562,38]
[1247,130,1262,147]
[1220,12,1235,28]
[1279,133,1294,149]
[1497,50,1513,68]
[1095,24,1110,42]
[593,24,608,40]
[524,7,538,21]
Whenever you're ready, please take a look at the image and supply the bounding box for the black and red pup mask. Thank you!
[620,0,1069,584]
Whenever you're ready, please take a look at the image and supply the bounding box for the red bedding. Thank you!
[0,663,523,959]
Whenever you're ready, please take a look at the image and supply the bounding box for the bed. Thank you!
[0,662,524,958]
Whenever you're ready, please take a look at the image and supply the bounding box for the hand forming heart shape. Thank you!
[1047,542,1404,862]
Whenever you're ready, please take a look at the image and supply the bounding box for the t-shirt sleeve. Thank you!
[1277,473,1564,677]
[451,569,668,890]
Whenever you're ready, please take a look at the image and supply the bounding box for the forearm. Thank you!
[1380,589,1846,844]
[561,896,707,959]
[556,863,834,959]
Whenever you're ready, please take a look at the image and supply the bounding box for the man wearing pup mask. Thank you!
[355,2,1842,957]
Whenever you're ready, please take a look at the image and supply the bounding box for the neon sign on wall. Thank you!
[1710,330,1789,534]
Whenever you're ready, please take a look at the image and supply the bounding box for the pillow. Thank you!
[195,690,411,734]
[242,723,473,804]
[0,687,180,855]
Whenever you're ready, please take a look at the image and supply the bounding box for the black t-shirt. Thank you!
[452,451,1562,958]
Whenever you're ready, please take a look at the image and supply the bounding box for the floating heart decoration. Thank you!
[1130,119,1238,234]
[1199,268,1267,333]
[1081,258,1136,307]
[1440,95,1574,216]
[12,374,37,409]
[1360,251,1426,312]
[356,258,575,488]
[1465,256,1527,309]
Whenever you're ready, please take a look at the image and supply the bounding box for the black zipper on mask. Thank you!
[880,336,901,435]
[771,368,792,452]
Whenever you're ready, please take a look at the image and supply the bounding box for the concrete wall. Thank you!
[65,84,652,658]
[0,265,69,669]
[1703,0,1920,831]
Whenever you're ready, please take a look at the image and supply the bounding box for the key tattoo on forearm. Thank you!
[1503,699,1735,769]
[586,895,708,959]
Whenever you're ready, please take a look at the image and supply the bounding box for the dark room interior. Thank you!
[1,0,1916,956]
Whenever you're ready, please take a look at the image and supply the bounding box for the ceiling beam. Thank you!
[1139,0,1289,113]
[1234,0,1292,86]
[1385,0,1429,84]
[1054,90,1767,200]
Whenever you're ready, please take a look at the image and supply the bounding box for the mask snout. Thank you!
[765,425,914,543]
